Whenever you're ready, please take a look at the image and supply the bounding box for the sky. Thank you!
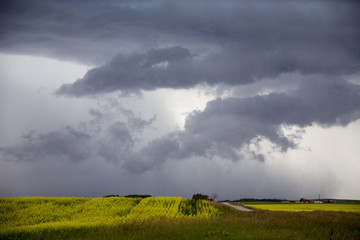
[0,0,360,200]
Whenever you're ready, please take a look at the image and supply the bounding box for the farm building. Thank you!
[300,198,336,204]
[300,198,311,203]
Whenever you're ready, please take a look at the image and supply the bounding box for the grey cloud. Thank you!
[4,77,360,173]
[0,126,92,163]
[119,78,360,172]
[119,108,156,132]
[123,135,180,173]
[56,47,194,96]
[88,100,156,132]
[1,1,359,86]
[96,122,134,164]
[57,34,360,96]
[2,76,360,174]
[294,79,360,126]
[107,122,133,149]
[0,106,152,165]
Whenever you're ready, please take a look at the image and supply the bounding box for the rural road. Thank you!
[222,202,253,212]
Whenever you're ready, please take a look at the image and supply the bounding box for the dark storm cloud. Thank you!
[119,78,360,172]
[57,33,360,96]
[56,46,195,96]
[1,0,360,84]
[52,0,360,96]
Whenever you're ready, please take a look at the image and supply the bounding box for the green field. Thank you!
[1,197,360,240]
[244,203,360,213]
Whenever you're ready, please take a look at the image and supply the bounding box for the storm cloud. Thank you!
[121,77,360,172]
[3,77,360,174]
[56,46,196,96]
[52,0,360,95]
[2,1,360,84]
[0,126,92,163]
[1,0,360,199]
[0,105,152,166]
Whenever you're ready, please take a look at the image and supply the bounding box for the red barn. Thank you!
[300,198,311,203]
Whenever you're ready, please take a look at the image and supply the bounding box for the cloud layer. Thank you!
[51,0,360,95]
[3,77,360,174]
[2,1,360,69]
[123,77,360,172]
[1,0,360,198]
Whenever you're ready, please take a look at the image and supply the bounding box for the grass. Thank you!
[1,197,360,239]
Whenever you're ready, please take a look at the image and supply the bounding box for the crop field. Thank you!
[1,197,360,240]
[0,197,218,236]
[243,203,360,213]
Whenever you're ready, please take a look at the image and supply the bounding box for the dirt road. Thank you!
[222,202,253,212]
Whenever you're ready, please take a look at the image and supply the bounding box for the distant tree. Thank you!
[210,192,218,201]
[192,193,209,200]
[124,195,152,198]
[103,195,119,197]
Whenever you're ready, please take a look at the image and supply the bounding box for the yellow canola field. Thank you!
[0,196,219,234]
[244,203,360,213]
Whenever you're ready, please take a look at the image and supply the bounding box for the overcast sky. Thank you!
[1,0,360,200]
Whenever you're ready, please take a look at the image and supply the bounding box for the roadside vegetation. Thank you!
[1,197,359,240]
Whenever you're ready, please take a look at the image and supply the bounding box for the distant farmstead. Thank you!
[300,198,311,203]
[300,198,336,204]
[326,199,336,203]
